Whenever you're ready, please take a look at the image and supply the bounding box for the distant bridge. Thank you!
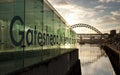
[70,23,109,44]
[77,34,109,39]
[71,23,102,34]
[77,34,109,44]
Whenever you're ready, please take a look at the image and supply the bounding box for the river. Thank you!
[78,44,116,75]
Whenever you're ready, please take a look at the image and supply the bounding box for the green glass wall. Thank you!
[0,0,76,74]
[0,0,25,74]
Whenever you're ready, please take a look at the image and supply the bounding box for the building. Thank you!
[0,0,78,74]
[109,30,116,37]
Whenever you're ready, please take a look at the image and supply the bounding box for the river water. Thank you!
[78,44,116,75]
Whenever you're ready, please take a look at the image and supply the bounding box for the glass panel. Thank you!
[0,0,24,74]
[54,14,60,48]
[24,0,43,67]
[60,21,65,48]
[43,3,54,49]
[0,0,77,74]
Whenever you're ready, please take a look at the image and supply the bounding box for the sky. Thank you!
[48,0,120,34]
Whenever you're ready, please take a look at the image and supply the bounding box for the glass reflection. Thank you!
[0,0,77,74]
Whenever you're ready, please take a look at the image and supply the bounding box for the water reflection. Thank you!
[78,44,115,75]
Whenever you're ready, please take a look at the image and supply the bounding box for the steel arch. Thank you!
[71,23,102,34]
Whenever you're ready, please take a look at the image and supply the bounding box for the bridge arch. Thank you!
[71,23,102,34]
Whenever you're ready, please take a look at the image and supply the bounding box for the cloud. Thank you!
[93,10,120,33]
[96,10,120,25]
[95,5,107,9]
[55,0,69,5]
[99,0,120,3]
[48,0,120,33]
[49,1,97,25]
[111,10,120,16]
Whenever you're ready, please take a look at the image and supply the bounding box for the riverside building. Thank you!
[0,0,77,74]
